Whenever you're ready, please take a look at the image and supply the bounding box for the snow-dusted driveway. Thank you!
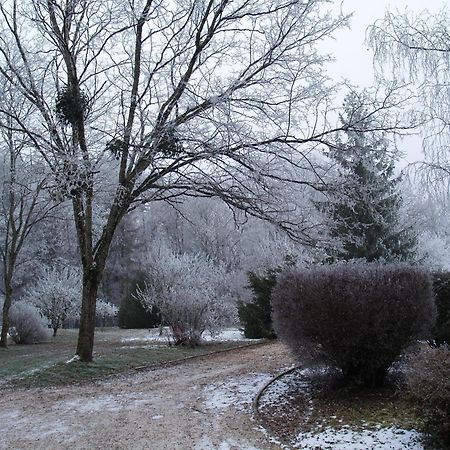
[0,342,294,450]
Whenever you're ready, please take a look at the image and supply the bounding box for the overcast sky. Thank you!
[322,0,446,165]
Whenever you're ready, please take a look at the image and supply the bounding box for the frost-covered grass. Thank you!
[0,327,252,389]
[119,326,251,344]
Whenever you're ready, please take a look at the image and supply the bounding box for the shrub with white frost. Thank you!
[96,299,118,327]
[23,266,81,336]
[136,247,237,346]
[9,301,51,344]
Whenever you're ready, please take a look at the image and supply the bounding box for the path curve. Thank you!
[0,341,294,450]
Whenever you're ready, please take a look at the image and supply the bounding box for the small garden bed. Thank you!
[256,366,431,449]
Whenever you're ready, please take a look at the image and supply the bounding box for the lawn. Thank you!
[0,327,253,389]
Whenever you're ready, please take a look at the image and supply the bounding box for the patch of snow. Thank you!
[194,435,261,450]
[151,415,164,420]
[259,369,310,409]
[65,355,80,364]
[118,344,164,350]
[256,425,291,449]
[53,395,122,413]
[293,426,425,450]
[28,422,71,439]
[202,328,252,342]
[0,409,21,421]
[203,373,271,412]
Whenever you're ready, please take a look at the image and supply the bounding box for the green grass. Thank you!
[0,328,251,389]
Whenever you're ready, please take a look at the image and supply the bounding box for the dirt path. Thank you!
[0,341,295,450]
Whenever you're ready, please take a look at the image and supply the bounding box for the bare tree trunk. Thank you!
[0,286,12,348]
[0,273,13,348]
[76,269,100,362]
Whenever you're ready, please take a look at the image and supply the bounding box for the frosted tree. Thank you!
[0,0,408,361]
[0,86,56,348]
[136,245,237,346]
[316,92,416,262]
[23,266,82,336]
[369,7,450,204]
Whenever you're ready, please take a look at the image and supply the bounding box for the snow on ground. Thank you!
[258,368,311,409]
[194,436,261,450]
[293,426,425,449]
[120,327,252,344]
[203,373,271,412]
[257,366,427,450]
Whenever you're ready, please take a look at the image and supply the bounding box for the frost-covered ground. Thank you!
[293,426,424,449]
[0,340,428,450]
[0,341,290,450]
[203,373,272,412]
[119,326,251,345]
[258,367,427,450]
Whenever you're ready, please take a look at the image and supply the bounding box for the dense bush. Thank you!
[118,275,161,329]
[9,301,51,344]
[272,262,435,387]
[238,270,277,339]
[405,345,450,444]
[431,272,450,345]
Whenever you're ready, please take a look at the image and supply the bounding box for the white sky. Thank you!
[323,0,447,165]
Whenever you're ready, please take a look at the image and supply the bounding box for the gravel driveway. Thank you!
[0,341,294,450]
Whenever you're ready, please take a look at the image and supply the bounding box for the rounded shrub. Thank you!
[272,262,436,387]
[9,301,51,344]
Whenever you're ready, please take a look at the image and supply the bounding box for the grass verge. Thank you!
[0,328,254,389]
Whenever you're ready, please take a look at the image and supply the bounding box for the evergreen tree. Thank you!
[238,269,278,339]
[118,274,161,329]
[317,92,416,262]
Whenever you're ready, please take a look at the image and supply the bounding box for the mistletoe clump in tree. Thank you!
[317,92,416,262]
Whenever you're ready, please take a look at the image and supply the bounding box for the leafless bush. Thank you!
[136,246,237,346]
[272,262,435,386]
[405,344,450,443]
[9,301,51,344]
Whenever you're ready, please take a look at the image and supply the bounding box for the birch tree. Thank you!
[369,8,450,200]
[0,0,406,361]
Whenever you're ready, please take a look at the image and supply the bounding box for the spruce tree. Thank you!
[317,92,416,262]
